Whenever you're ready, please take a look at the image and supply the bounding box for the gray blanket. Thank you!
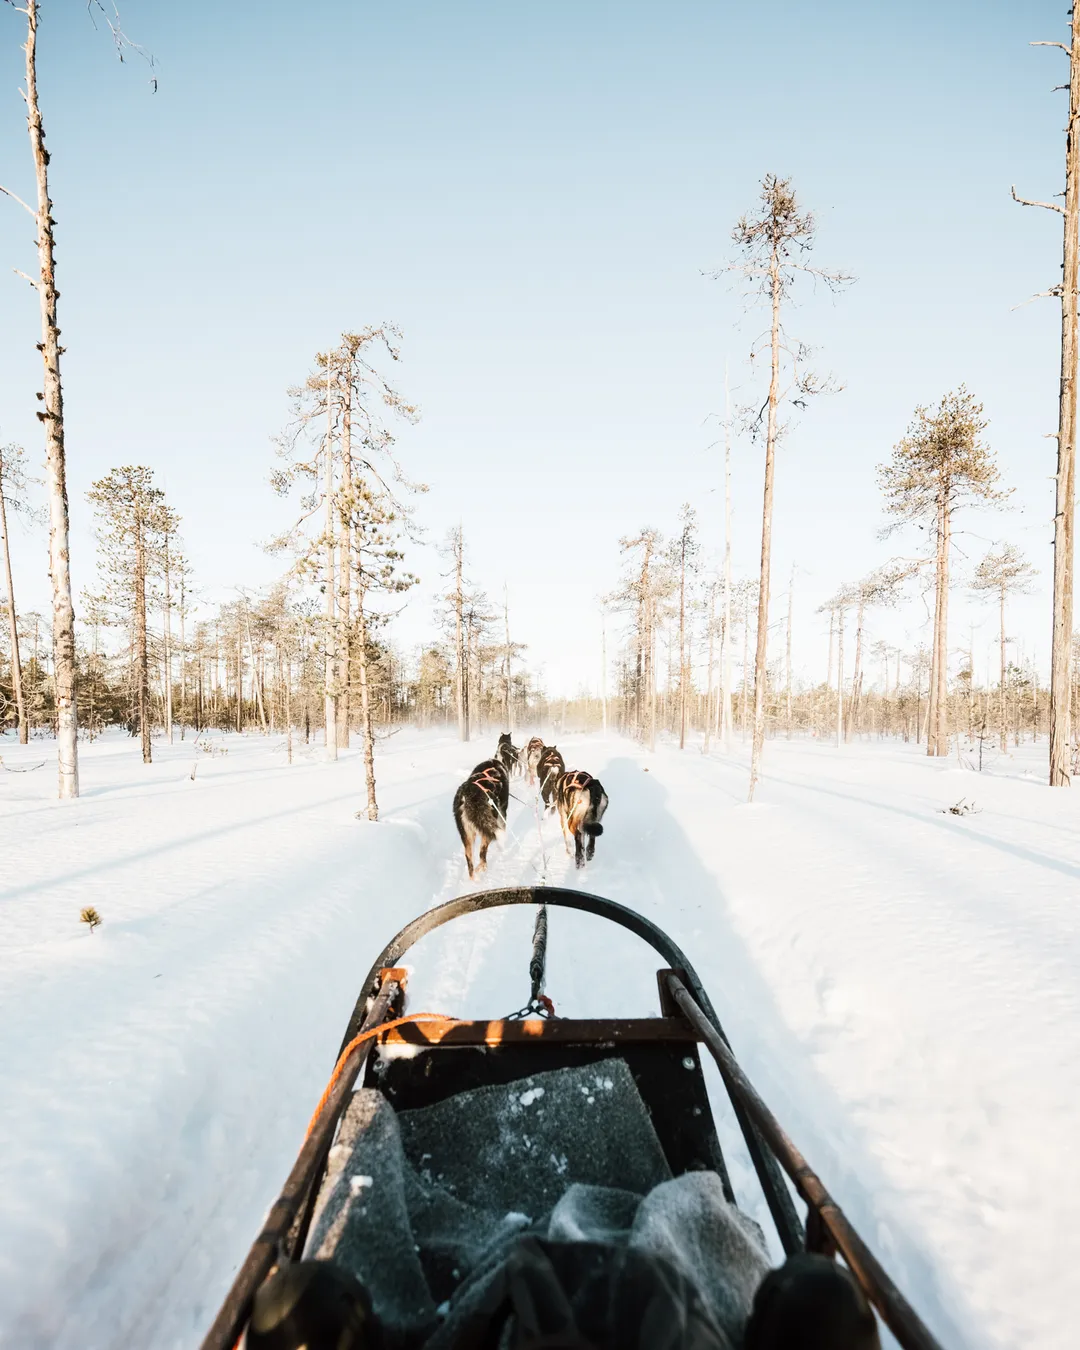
[306,1058,770,1348]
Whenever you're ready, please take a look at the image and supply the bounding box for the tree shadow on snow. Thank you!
[595,757,979,1350]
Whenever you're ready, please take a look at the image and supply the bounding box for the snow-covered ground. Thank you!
[1,726,1076,1349]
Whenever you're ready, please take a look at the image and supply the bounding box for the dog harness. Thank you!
[471,764,506,794]
[560,770,593,792]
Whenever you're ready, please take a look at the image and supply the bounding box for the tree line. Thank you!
[2,5,1080,799]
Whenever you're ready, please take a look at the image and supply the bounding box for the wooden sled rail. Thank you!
[664,972,945,1350]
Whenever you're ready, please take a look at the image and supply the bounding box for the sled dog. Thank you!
[537,745,565,812]
[496,732,520,777]
[524,736,545,785]
[555,769,608,867]
[453,759,510,879]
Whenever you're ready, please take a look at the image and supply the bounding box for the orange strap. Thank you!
[304,1012,459,1138]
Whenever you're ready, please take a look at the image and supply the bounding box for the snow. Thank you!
[1,726,1077,1350]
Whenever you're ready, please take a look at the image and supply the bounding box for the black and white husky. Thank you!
[555,769,608,867]
[496,732,520,777]
[537,745,565,812]
[453,759,510,879]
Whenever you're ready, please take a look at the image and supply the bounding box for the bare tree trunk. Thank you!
[748,247,781,798]
[929,507,951,755]
[835,607,844,749]
[163,525,173,743]
[785,564,794,738]
[1049,33,1080,784]
[678,530,687,750]
[847,598,865,743]
[721,370,734,752]
[453,527,467,741]
[0,477,28,743]
[244,605,268,733]
[323,359,338,761]
[703,582,715,754]
[356,588,378,821]
[17,1,78,793]
[600,607,608,737]
[740,600,749,738]
[178,570,187,739]
[999,584,1008,752]
[337,370,352,749]
[644,593,657,752]
[285,640,293,765]
[236,623,243,733]
[135,517,151,763]
[503,583,513,732]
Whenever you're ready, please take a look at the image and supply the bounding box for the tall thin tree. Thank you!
[720,176,851,799]
[1012,19,1080,784]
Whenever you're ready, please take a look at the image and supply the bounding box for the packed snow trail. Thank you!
[1,729,1077,1350]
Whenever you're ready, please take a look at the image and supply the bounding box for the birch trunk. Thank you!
[0,475,28,742]
[1050,31,1080,784]
[23,1,78,794]
[747,245,781,798]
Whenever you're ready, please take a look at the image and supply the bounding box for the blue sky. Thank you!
[0,1,1072,693]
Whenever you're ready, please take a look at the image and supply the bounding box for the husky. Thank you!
[537,745,565,812]
[453,759,510,879]
[496,732,520,777]
[523,736,545,785]
[555,769,608,867]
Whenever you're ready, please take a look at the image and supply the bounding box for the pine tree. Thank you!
[972,544,1037,751]
[878,389,1009,757]
[87,467,172,763]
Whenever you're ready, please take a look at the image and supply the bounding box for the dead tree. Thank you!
[2,0,78,792]
[718,175,851,799]
[1012,24,1080,783]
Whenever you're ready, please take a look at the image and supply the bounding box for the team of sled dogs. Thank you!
[452,733,609,878]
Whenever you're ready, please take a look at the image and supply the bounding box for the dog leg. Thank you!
[575,829,585,868]
[478,834,491,872]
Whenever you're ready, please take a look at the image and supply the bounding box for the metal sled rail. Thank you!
[200,886,944,1350]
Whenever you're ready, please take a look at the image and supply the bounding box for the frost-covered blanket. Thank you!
[307,1059,770,1347]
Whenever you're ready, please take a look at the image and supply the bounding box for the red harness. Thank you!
[471,765,505,794]
[560,770,593,793]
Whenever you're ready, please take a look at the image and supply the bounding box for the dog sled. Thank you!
[201,886,943,1350]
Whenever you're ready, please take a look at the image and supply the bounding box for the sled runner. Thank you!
[201,887,943,1350]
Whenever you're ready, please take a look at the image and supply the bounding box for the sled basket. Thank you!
[200,885,943,1350]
